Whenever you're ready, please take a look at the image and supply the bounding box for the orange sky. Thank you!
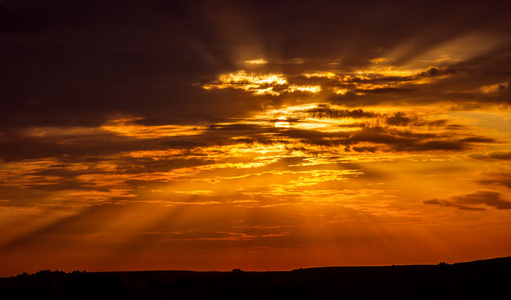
[1,0,511,277]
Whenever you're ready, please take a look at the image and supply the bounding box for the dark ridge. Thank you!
[1,256,510,299]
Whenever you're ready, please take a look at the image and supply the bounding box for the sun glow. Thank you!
[275,116,290,128]
[202,71,322,95]
[244,58,268,64]
[102,117,206,138]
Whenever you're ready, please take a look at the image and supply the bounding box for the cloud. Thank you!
[385,112,449,127]
[299,106,378,119]
[422,199,486,211]
[4,101,496,164]
[2,1,511,276]
[369,57,390,64]
[202,71,322,96]
[2,0,511,134]
[424,191,511,210]
[199,63,480,101]
[469,151,511,160]
[386,112,413,126]
[410,140,465,151]
[476,172,511,189]
[244,58,268,64]
[453,191,511,209]
[416,66,457,77]
[458,137,496,143]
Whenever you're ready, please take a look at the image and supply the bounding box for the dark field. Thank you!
[1,257,510,299]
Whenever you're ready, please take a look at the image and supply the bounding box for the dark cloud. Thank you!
[350,126,487,152]
[453,191,511,209]
[477,173,511,189]
[301,106,377,119]
[411,141,465,151]
[469,151,511,160]
[0,0,189,34]
[458,137,497,143]
[1,0,511,135]
[417,67,457,77]
[0,132,160,162]
[342,76,413,84]
[499,81,511,94]
[22,178,106,192]
[423,199,486,211]
[352,146,377,153]
[208,124,270,131]
[354,88,414,94]
[385,112,450,127]
[0,99,497,165]
[386,112,412,126]
[424,191,511,210]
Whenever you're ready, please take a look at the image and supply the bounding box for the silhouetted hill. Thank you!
[1,257,510,299]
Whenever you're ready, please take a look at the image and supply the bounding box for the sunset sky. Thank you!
[1,0,511,277]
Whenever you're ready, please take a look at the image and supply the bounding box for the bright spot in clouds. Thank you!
[244,58,268,64]
[274,116,290,128]
[202,70,321,96]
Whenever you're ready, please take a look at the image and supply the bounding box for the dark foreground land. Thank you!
[1,257,510,299]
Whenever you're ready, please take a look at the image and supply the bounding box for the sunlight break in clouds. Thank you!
[101,117,207,138]
[244,58,268,64]
[203,71,321,96]
[204,65,456,97]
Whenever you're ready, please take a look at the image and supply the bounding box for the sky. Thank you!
[1,0,511,276]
